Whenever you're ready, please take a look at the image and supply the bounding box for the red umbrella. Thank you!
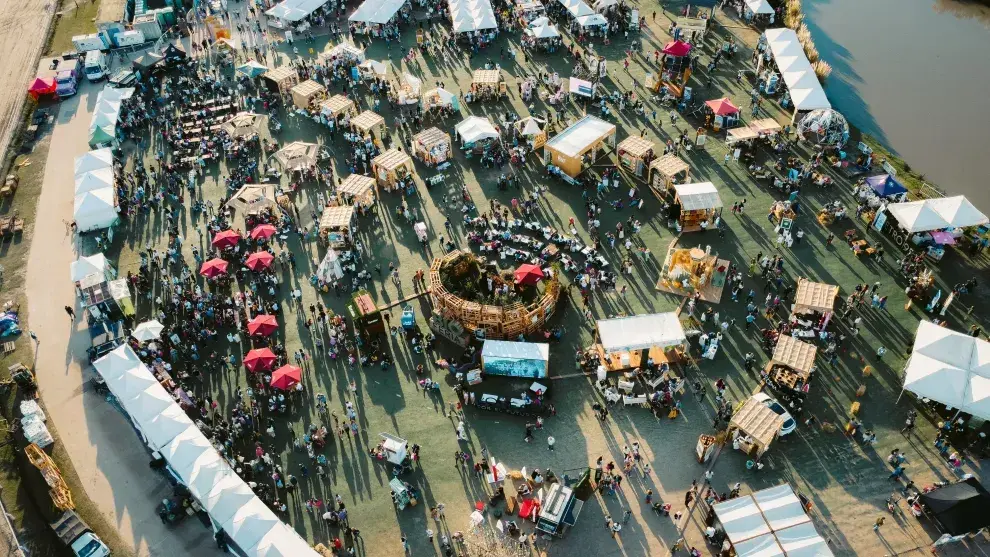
[514,264,545,286]
[199,258,229,278]
[212,229,241,249]
[662,40,692,57]
[245,251,275,271]
[705,98,740,116]
[247,314,278,337]
[250,224,277,240]
[244,348,277,372]
[270,365,302,390]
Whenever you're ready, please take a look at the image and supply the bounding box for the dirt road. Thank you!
[0,0,57,167]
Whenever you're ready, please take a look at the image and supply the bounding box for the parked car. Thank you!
[752,392,797,436]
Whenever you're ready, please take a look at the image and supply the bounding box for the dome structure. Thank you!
[798,109,849,147]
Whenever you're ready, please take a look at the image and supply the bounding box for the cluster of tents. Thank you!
[93,345,317,555]
[449,0,498,33]
[88,87,133,148]
[73,148,119,232]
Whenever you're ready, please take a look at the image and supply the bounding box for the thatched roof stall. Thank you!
[765,335,818,392]
[336,174,376,208]
[412,127,453,166]
[318,205,356,247]
[617,135,656,177]
[264,66,299,93]
[371,148,416,189]
[470,69,507,99]
[320,94,357,119]
[291,79,328,110]
[351,110,385,135]
[274,142,320,171]
[792,279,839,316]
[226,183,279,215]
[729,397,786,457]
[649,154,691,193]
[221,112,267,139]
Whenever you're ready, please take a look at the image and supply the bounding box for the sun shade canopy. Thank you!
[482,340,549,362]
[545,115,615,158]
[763,28,831,111]
[902,321,990,420]
[919,478,990,536]
[674,182,723,211]
[597,313,686,352]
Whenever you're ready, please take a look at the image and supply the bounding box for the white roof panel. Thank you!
[349,0,406,24]
[482,340,549,362]
[597,313,685,352]
[674,182,722,211]
[545,115,615,158]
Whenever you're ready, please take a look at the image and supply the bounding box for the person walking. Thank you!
[547,435,555,450]
[524,425,533,443]
[873,516,885,531]
[64,305,75,319]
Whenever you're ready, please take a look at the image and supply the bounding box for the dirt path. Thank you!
[0,0,57,166]
[25,80,214,556]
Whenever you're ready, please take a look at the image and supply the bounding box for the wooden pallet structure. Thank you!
[428,250,561,340]
[25,443,74,511]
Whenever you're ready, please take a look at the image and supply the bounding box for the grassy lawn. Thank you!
[47,0,102,56]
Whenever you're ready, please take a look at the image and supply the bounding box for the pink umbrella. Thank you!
[244,348,277,372]
[212,229,242,249]
[270,365,302,390]
[199,258,229,278]
[245,251,275,271]
[247,314,278,337]
[250,224,278,240]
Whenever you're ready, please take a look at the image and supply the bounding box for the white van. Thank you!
[84,50,109,82]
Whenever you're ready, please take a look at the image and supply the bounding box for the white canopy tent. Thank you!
[74,148,113,175]
[91,346,318,555]
[73,188,118,232]
[454,115,500,144]
[885,200,951,233]
[131,319,165,342]
[70,253,112,282]
[762,29,830,114]
[74,167,114,195]
[576,13,608,27]
[557,0,595,18]
[481,340,550,362]
[597,313,686,352]
[349,0,406,24]
[901,321,990,420]
[525,23,560,38]
[545,115,615,157]
[745,0,775,15]
[713,484,834,557]
[928,196,989,229]
[359,59,388,76]
[674,182,723,211]
[266,0,327,22]
[449,0,498,33]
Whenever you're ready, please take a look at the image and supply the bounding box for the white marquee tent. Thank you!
[745,0,775,15]
[74,148,113,175]
[577,13,608,27]
[70,253,112,282]
[928,196,989,229]
[557,0,595,18]
[762,28,830,114]
[92,346,317,555]
[544,115,615,158]
[885,200,951,233]
[73,188,118,232]
[713,484,834,557]
[901,321,990,420]
[454,115,500,144]
[449,0,497,33]
[266,0,327,22]
[597,312,686,352]
[349,0,407,24]
[525,23,560,39]
[74,167,114,195]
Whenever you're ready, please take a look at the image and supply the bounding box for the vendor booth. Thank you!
[395,73,422,105]
[536,483,584,538]
[274,142,320,172]
[514,116,548,150]
[710,484,832,557]
[318,94,355,121]
[74,188,118,232]
[649,154,691,195]
[616,136,655,178]
[263,66,299,94]
[656,243,730,303]
[358,59,388,80]
[758,28,831,122]
[226,183,279,216]
[728,396,786,458]
[704,97,740,132]
[291,79,328,110]
[764,335,817,394]
[316,249,344,283]
[221,112,267,139]
[349,0,409,33]
[651,40,693,97]
[371,148,416,190]
[336,174,376,208]
[544,115,616,181]
[671,182,723,232]
[595,313,686,372]
[454,115,500,147]
[411,127,452,166]
[422,87,458,112]
[920,478,990,538]
[791,278,838,320]
[350,110,385,137]
[347,289,385,334]
[481,340,549,379]
[449,0,497,34]
[324,42,366,64]
[318,205,356,247]
[469,69,507,101]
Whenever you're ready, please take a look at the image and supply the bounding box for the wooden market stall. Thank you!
[371,148,416,190]
[544,115,616,181]
[728,396,786,458]
[336,174,376,208]
[411,127,452,166]
[319,94,356,119]
[263,66,299,94]
[649,154,691,196]
[671,182,723,232]
[616,136,656,178]
[347,289,385,334]
[514,116,547,150]
[792,279,838,317]
[318,205,356,248]
[351,110,385,137]
[764,335,817,394]
[291,79,328,110]
[655,242,730,303]
[470,69,508,101]
[770,200,797,228]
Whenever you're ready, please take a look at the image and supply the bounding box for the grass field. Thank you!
[47,0,102,56]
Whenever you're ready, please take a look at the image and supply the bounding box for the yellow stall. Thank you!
[543,115,616,180]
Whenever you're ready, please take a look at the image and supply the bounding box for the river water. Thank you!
[803,0,990,208]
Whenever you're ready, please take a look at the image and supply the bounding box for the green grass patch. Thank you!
[47,0,103,56]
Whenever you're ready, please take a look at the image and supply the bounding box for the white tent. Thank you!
[107,364,158,401]
[224,498,282,551]
[186,455,237,502]
[774,521,833,555]
[160,427,215,475]
[205,476,258,525]
[326,42,366,63]
[143,405,196,450]
[674,182,723,211]
[349,0,406,24]
[928,196,989,229]
[402,73,423,94]
[481,340,550,362]
[93,344,143,384]
[901,321,990,420]
[359,59,387,76]
[886,200,951,233]
[763,29,830,112]
[70,253,111,282]
[576,13,608,27]
[253,524,319,556]
[733,534,785,557]
[74,168,114,195]
[131,319,165,342]
[100,87,134,102]
[713,484,833,556]
[266,0,328,22]
[449,0,498,33]
[74,188,118,232]
[316,249,343,281]
[545,115,615,157]
[557,0,595,18]
[745,0,775,15]
[74,148,113,175]
[597,313,686,352]
[525,24,560,39]
[122,383,176,426]
[455,115,499,144]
